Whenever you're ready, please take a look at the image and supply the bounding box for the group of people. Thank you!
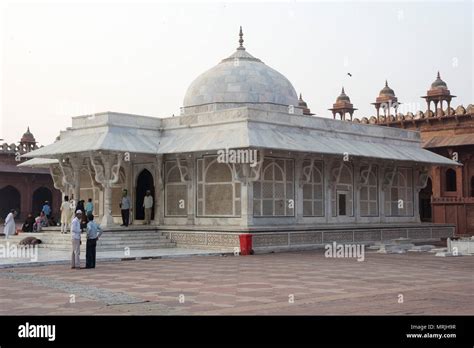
[3,188,155,269]
[119,189,154,226]
[60,196,94,233]
[70,209,102,270]
[57,196,102,269]
[3,201,56,238]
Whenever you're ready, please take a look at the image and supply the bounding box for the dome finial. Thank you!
[437,71,441,79]
[299,93,302,100]
[238,26,245,50]
[385,79,388,87]
[341,86,345,94]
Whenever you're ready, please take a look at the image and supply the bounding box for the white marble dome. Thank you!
[183,37,298,108]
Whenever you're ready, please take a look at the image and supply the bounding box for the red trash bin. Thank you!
[239,234,253,255]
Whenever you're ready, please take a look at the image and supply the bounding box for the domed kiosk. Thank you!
[21,28,457,252]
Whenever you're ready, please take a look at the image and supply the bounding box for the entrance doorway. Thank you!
[419,178,432,222]
[337,191,348,216]
[135,169,155,220]
[0,185,21,220]
[32,187,53,216]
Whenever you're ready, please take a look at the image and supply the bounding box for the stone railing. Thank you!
[352,104,474,125]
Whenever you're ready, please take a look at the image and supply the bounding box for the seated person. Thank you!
[22,214,35,232]
[40,211,49,227]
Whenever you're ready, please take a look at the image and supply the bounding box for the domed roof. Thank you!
[336,87,350,102]
[20,127,36,143]
[379,80,395,97]
[431,71,448,89]
[183,28,299,108]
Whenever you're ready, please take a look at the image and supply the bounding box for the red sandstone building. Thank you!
[0,128,61,222]
[348,74,474,236]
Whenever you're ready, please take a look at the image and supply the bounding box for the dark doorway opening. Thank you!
[32,187,53,216]
[445,168,457,192]
[419,178,432,222]
[0,185,21,220]
[135,169,155,220]
[337,192,347,216]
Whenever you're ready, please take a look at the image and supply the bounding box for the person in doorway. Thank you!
[143,190,153,225]
[42,201,51,219]
[60,195,72,233]
[3,209,17,239]
[119,189,131,227]
[22,213,35,232]
[71,210,83,270]
[85,198,94,216]
[76,200,85,215]
[86,214,102,269]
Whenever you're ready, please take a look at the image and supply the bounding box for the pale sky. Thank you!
[1,0,473,145]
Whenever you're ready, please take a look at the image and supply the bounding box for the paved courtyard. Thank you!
[0,250,472,315]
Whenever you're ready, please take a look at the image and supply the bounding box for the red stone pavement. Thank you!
[0,250,472,315]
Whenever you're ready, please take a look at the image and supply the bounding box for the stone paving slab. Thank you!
[0,250,472,315]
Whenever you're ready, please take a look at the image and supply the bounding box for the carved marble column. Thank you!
[155,155,165,225]
[414,166,430,223]
[296,155,312,223]
[89,152,122,227]
[232,149,264,227]
[49,164,67,198]
[58,156,81,204]
[176,154,194,225]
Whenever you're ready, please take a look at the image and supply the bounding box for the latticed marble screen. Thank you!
[331,162,354,217]
[165,161,188,216]
[196,156,241,216]
[302,160,324,217]
[254,158,295,216]
[359,165,378,217]
[385,167,414,217]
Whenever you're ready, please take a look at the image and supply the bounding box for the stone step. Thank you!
[37,235,167,244]
[5,228,177,252]
[43,243,176,251]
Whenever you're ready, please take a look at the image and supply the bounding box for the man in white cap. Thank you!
[71,210,83,269]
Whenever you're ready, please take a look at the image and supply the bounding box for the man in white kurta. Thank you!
[60,196,72,233]
[3,210,17,239]
[71,210,82,269]
[143,190,153,225]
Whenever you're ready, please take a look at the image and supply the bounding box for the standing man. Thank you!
[71,210,82,270]
[119,189,131,227]
[143,190,153,225]
[60,196,72,234]
[85,198,94,216]
[42,201,51,219]
[86,214,102,269]
[3,209,17,239]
